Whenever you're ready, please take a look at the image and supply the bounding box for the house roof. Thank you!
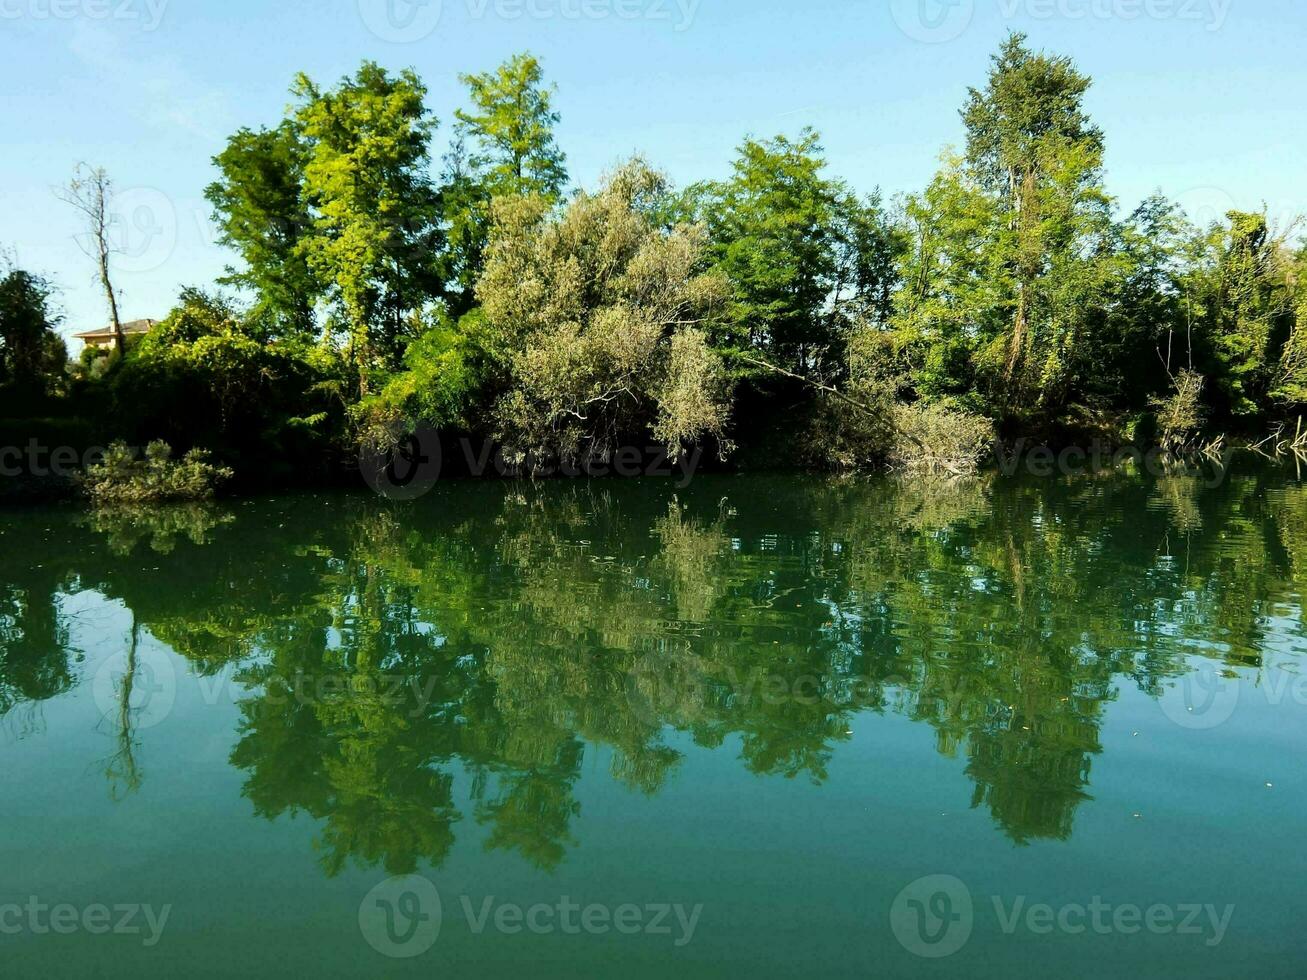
[73,318,159,340]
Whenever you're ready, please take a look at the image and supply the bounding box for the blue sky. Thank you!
[1,0,1303,337]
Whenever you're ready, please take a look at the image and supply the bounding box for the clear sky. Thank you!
[1,0,1303,338]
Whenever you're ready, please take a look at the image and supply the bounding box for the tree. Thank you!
[1107,194,1193,407]
[294,62,443,395]
[692,128,900,377]
[456,53,568,198]
[1272,244,1307,407]
[60,164,124,354]
[0,262,66,397]
[111,288,344,478]
[476,159,732,466]
[205,121,321,338]
[443,53,568,316]
[1180,210,1297,419]
[894,35,1121,420]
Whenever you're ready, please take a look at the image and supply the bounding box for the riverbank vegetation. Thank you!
[2,36,1304,495]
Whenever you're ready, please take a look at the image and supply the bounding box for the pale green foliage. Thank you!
[811,322,991,473]
[1274,289,1307,407]
[84,441,234,503]
[1151,370,1206,450]
[888,402,994,474]
[477,159,732,465]
[652,328,733,454]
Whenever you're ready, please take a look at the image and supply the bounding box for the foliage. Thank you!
[888,401,994,473]
[293,62,443,393]
[893,34,1121,420]
[1179,211,1298,419]
[12,40,1307,494]
[205,121,321,337]
[0,263,66,400]
[83,440,233,502]
[1151,370,1206,450]
[456,53,568,199]
[476,159,733,465]
[443,54,569,316]
[108,288,345,479]
[690,128,902,376]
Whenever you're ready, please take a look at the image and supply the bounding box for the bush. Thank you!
[887,402,994,474]
[83,440,233,503]
[1151,370,1205,450]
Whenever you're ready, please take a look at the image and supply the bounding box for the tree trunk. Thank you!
[100,241,124,354]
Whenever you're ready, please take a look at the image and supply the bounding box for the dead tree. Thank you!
[59,164,124,354]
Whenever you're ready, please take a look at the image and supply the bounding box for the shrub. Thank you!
[83,440,234,503]
[478,160,733,469]
[1151,370,1205,450]
[887,402,994,474]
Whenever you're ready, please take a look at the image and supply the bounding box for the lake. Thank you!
[1,465,1304,977]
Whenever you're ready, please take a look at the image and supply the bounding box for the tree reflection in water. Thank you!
[3,463,1305,870]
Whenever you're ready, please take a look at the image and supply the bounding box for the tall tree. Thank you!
[205,121,321,338]
[455,52,567,199]
[60,164,124,354]
[443,53,568,316]
[1103,194,1193,408]
[294,62,443,395]
[894,34,1120,418]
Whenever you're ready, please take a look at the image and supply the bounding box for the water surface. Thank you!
[2,467,1304,977]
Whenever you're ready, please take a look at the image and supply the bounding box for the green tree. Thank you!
[205,121,321,338]
[1181,210,1297,419]
[1107,194,1193,407]
[294,62,443,394]
[895,35,1121,420]
[693,128,900,376]
[111,288,344,479]
[1272,244,1307,407]
[455,52,567,199]
[443,53,568,317]
[0,263,66,398]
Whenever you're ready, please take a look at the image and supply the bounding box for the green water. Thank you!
[2,467,1305,978]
